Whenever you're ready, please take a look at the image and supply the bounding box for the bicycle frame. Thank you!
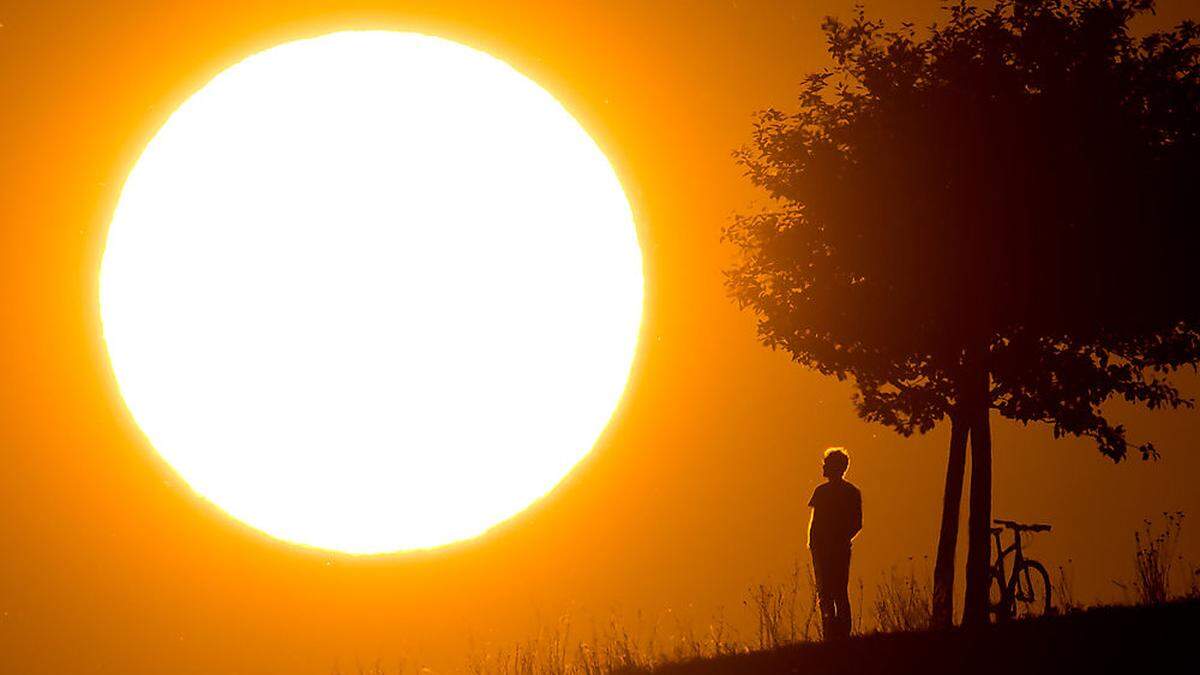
[990,528,1026,582]
[989,527,1028,620]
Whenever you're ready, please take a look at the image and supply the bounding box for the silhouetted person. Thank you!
[808,447,862,640]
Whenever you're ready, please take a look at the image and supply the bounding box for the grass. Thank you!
[461,610,742,675]
[743,560,820,647]
[1052,559,1082,614]
[1132,511,1196,604]
[356,562,928,675]
[872,560,933,633]
[346,513,1197,674]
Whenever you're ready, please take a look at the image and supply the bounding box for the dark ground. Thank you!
[631,600,1200,675]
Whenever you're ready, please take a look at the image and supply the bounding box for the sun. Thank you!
[100,31,643,554]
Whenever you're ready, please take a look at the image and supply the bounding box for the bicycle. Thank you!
[988,518,1053,621]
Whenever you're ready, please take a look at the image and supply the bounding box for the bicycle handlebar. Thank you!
[994,518,1052,533]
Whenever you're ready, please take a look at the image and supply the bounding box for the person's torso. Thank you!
[809,480,859,548]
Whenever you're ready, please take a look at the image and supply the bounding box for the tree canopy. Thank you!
[726,0,1200,461]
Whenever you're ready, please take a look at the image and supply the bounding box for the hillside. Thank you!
[630,600,1200,675]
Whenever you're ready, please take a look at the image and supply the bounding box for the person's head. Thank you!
[822,447,849,480]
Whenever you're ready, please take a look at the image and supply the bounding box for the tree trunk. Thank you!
[932,411,968,628]
[962,363,993,627]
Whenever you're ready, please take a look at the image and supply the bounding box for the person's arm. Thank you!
[807,488,820,548]
[849,489,863,541]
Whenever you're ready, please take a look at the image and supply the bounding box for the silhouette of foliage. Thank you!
[727,0,1200,623]
[728,0,1199,458]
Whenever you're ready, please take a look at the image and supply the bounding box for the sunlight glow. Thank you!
[100,32,643,554]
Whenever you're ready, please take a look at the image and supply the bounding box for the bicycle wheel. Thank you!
[1011,560,1052,618]
[987,569,1012,623]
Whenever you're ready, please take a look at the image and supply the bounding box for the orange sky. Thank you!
[2,2,1199,673]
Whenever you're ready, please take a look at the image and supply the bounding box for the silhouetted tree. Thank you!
[726,0,1199,626]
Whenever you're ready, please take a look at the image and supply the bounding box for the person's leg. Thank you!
[811,548,837,640]
[834,547,852,638]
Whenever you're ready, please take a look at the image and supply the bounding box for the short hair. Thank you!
[823,447,850,474]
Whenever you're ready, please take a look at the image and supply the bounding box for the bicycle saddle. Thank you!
[994,518,1052,532]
